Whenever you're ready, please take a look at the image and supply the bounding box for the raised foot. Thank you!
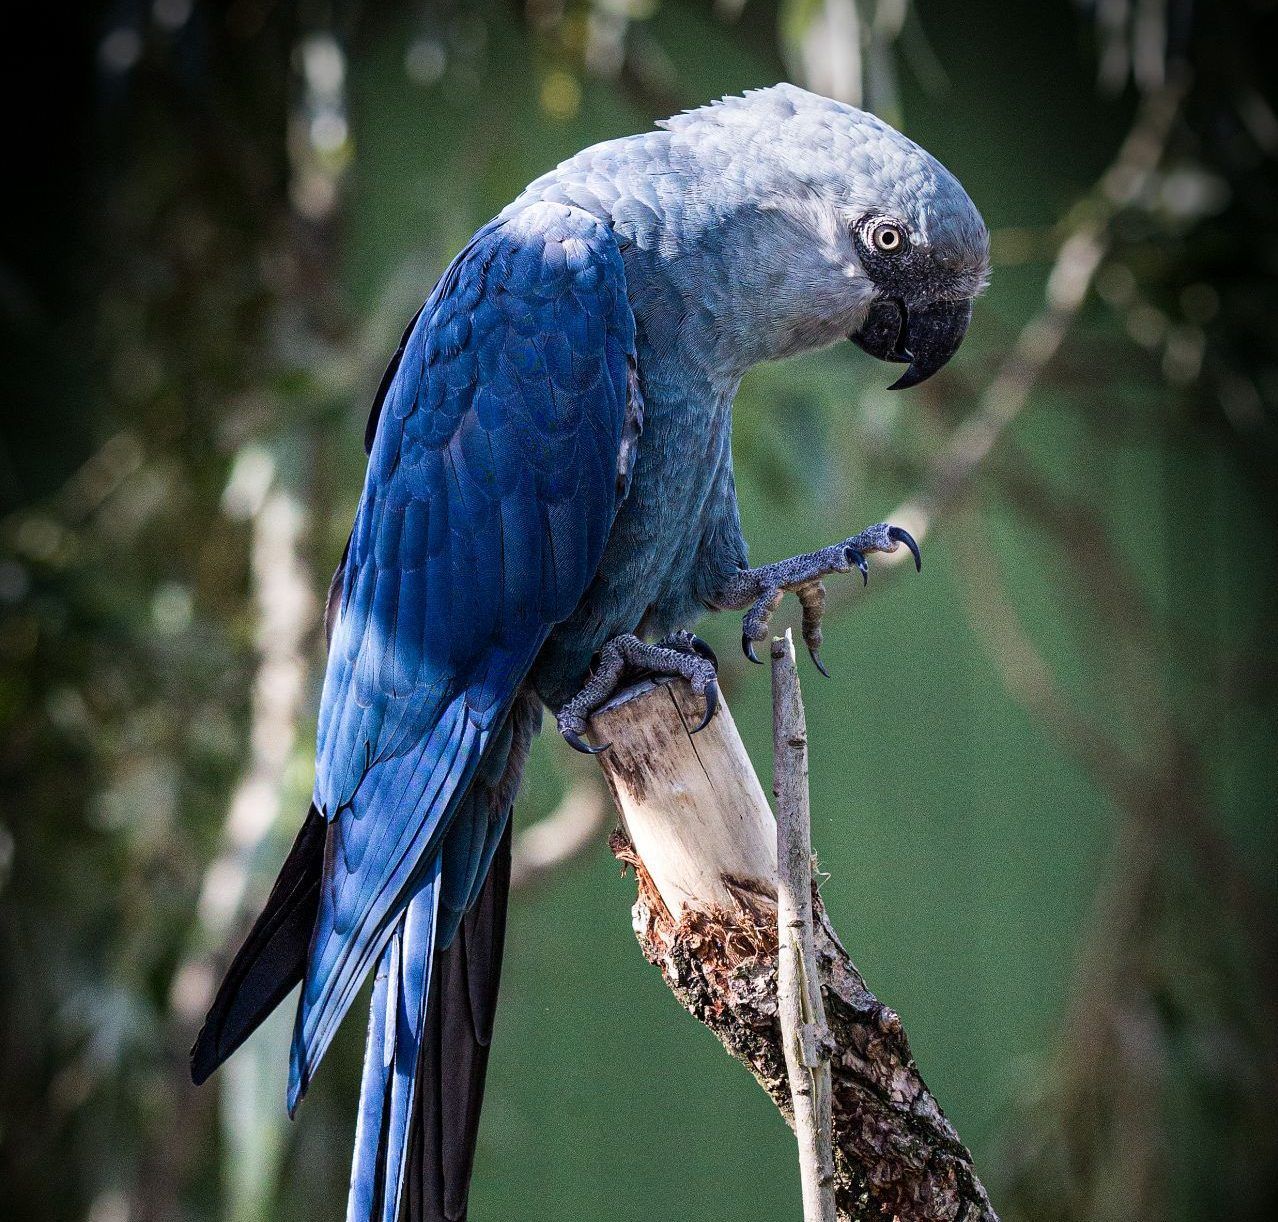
[729,522,921,676]
[556,631,719,755]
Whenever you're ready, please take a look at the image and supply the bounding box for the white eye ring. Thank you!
[871,221,905,253]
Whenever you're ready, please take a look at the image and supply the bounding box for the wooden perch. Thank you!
[588,669,999,1222]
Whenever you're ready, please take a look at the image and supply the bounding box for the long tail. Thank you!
[191,694,537,1221]
[348,861,442,1222]
[406,820,512,1221]
[191,820,512,1222]
[356,786,515,1222]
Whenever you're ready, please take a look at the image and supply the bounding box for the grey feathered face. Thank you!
[663,85,990,386]
[788,103,990,389]
[843,201,988,389]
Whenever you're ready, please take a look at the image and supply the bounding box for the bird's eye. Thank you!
[870,220,906,254]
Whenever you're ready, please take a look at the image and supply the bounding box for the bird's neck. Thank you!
[509,133,865,378]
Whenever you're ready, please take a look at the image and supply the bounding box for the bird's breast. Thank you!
[532,357,734,708]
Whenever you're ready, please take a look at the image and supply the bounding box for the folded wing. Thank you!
[291,202,636,1110]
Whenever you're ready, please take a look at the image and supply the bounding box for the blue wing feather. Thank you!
[288,203,636,1217]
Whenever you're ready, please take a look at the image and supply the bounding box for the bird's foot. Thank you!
[718,522,921,675]
[555,631,719,754]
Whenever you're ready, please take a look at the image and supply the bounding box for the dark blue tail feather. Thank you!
[349,862,442,1222]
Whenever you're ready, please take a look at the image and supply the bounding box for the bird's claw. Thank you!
[844,546,869,586]
[693,678,718,734]
[660,632,719,733]
[562,727,610,755]
[887,525,922,572]
[557,708,610,754]
[557,631,719,753]
[686,634,718,668]
[658,629,718,669]
[730,521,922,682]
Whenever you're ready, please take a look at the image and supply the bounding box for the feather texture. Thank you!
[288,201,635,1216]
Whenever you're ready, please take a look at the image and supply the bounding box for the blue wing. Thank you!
[288,202,636,1141]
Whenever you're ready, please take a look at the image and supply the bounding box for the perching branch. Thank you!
[587,676,997,1221]
[771,631,836,1222]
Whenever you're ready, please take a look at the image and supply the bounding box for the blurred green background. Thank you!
[2,2,1276,1220]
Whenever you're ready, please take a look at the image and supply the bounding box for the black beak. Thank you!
[850,297,973,390]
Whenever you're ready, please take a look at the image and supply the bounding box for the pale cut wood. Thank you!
[589,676,776,919]
[590,674,999,1222]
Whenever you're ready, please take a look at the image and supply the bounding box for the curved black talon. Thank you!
[809,648,831,678]
[888,525,922,572]
[563,729,610,756]
[845,547,869,586]
[692,679,718,734]
[687,634,718,668]
[743,633,763,665]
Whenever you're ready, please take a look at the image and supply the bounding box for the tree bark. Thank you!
[588,676,999,1222]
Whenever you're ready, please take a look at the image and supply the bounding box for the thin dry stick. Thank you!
[771,630,837,1222]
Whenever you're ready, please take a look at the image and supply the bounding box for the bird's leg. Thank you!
[556,631,719,754]
[715,521,921,674]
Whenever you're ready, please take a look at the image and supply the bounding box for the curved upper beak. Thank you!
[850,297,973,390]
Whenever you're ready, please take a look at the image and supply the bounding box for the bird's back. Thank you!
[512,133,753,707]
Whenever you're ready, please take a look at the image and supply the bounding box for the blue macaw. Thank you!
[192,84,988,1221]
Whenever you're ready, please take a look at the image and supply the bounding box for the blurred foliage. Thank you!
[1,2,1275,1221]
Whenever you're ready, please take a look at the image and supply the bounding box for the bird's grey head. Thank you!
[654,84,990,385]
